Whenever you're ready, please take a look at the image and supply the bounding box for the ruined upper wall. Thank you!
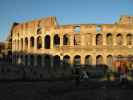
[11,15,133,37]
[12,16,58,34]
[118,16,133,25]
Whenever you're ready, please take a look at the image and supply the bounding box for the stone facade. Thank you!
[11,16,133,70]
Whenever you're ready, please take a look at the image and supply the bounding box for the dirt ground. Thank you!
[0,80,133,100]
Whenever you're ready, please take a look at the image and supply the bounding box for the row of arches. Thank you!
[13,33,133,51]
[96,33,132,45]
[14,54,113,67]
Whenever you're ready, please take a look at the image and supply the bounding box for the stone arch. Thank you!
[96,55,103,65]
[74,55,81,65]
[85,55,92,65]
[63,34,70,45]
[45,35,50,49]
[63,55,70,64]
[37,55,42,66]
[37,36,42,49]
[74,34,80,45]
[54,34,60,47]
[30,37,34,48]
[107,55,113,67]
[96,34,103,45]
[25,37,28,49]
[106,33,113,45]
[126,34,132,45]
[116,33,123,45]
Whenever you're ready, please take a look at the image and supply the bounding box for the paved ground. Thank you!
[0,80,133,100]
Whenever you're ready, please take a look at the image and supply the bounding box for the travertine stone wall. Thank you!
[11,16,133,70]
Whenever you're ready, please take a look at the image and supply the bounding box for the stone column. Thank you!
[60,34,63,47]
[23,37,25,51]
[34,37,37,51]
[92,55,96,65]
[92,34,96,46]
[12,40,15,52]
[113,34,116,46]
[81,34,85,47]
[28,37,30,50]
[50,35,53,49]
[103,34,106,46]
[70,56,73,68]
[42,35,44,49]
[123,34,127,46]
[60,55,63,68]
[70,34,73,47]
[103,55,107,65]
[81,56,85,67]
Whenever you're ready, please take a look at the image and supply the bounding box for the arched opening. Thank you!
[63,55,70,64]
[44,55,51,68]
[96,34,103,45]
[127,34,132,45]
[37,55,42,66]
[74,55,81,66]
[116,34,123,45]
[53,55,60,70]
[107,55,113,67]
[30,55,34,66]
[107,33,113,45]
[63,55,70,70]
[74,34,80,45]
[21,38,23,50]
[96,55,103,65]
[25,55,28,66]
[85,55,92,65]
[37,36,42,49]
[63,34,70,45]
[30,37,34,48]
[37,28,42,34]
[54,34,60,47]
[25,37,28,49]
[45,35,50,49]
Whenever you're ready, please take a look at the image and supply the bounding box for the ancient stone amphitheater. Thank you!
[10,16,133,74]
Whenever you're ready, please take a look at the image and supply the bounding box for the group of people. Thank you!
[117,65,128,84]
[74,65,130,86]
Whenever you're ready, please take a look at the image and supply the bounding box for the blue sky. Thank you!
[0,0,133,42]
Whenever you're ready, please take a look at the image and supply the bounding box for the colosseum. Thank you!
[10,16,133,72]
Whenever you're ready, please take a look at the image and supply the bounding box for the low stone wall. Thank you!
[0,63,73,80]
